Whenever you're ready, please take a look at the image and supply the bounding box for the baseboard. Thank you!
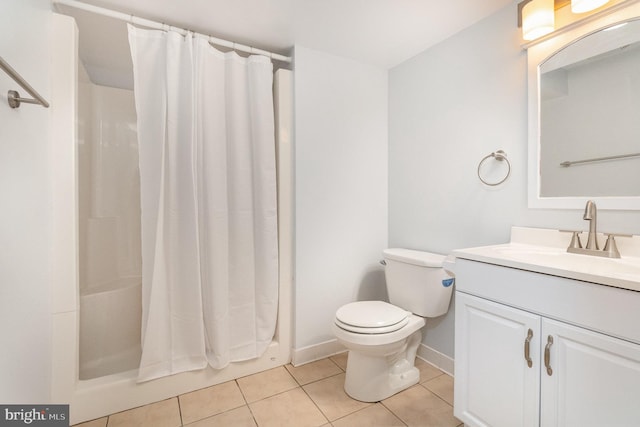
[292,340,455,376]
[417,343,455,377]
[291,339,346,367]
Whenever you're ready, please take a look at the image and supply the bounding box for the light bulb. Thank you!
[522,0,555,41]
[571,0,610,13]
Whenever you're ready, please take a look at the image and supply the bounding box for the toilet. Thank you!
[332,248,454,402]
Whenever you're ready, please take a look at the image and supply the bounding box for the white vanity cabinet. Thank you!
[455,292,540,427]
[540,318,640,426]
[453,258,640,427]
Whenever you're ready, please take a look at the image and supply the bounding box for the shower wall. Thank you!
[78,63,142,379]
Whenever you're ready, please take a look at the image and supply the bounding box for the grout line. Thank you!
[176,395,183,426]
[243,401,260,427]
[326,355,343,370]
[419,375,455,406]
[304,394,331,425]
[283,364,305,387]
[244,383,306,405]
[284,362,344,387]
[419,382,454,407]
[297,370,344,387]
[234,378,251,405]
[328,353,347,372]
[181,404,256,427]
[378,400,409,427]
[298,382,331,424]
[330,403,407,426]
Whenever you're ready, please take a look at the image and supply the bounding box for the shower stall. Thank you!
[72,70,291,426]
[48,7,293,424]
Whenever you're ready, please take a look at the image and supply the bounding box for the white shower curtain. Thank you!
[128,25,279,382]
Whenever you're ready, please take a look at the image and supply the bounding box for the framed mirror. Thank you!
[527,1,640,209]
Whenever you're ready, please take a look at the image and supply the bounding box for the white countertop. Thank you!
[451,227,640,292]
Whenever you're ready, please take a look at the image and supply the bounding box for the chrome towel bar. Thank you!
[560,152,640,167]
[0,55,50,108]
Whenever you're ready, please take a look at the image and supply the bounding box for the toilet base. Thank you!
[343,330,422,402]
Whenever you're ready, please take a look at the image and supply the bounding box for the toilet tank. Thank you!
[382,248,453,318]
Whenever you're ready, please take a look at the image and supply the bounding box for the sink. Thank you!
[493,244,562,258]
[495,243,640,279]
[451,228,640,291]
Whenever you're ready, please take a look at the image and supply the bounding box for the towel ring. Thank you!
[478,150,511,186]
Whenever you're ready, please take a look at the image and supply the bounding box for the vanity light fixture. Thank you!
[571,0,610,13]
[518,0,611,41]
[520,0,555,41]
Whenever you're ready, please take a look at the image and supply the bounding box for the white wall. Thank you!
[388,2,640,358]
[0,0,53,402]
[293,45,388,355]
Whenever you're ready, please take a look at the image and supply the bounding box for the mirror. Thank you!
[527,2,640,209]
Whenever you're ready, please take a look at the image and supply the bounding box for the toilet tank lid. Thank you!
[383,248,446,267]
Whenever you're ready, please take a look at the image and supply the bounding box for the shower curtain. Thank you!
[128,25,279,382]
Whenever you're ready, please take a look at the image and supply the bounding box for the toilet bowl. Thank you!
[332,301,425,402]
[333,249,453,402]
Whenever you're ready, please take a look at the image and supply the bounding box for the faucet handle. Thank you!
[604,233,633,238]
[603,235,621,258]
[603,233,632,259]
[560,229,583,249]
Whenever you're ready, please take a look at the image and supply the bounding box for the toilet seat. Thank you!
[335,301,410,334]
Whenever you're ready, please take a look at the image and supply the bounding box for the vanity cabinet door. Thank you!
[540,318,640,427]
[455,292,541,427]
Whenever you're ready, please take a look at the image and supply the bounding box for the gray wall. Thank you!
[294,45,389,351]
[388,2,640,358]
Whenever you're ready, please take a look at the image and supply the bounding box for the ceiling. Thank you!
[54,0,514,88]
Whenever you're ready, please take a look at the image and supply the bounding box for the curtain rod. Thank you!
[52,0,292,63]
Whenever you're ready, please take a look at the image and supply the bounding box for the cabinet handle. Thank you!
[544,335,554,376]
[524,328,533,368]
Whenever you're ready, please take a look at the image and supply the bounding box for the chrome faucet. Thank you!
[583,200,599,250]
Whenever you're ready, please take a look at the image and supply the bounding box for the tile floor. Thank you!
[73,354,462,427]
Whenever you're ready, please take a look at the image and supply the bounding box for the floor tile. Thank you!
[183,405,257,427]
[72,418,107,427]
[179,380,246,425]
[332,403,406,427]
[329,352,348,371]
[415,358,445,383]
[237,366,299,403]
[382,385,460,427]
[76,356,460,427]
[249,387,327,427]
[302,373,371,421]
[107,398,181,427]
[422,373,455,405]
[285,358,342,385]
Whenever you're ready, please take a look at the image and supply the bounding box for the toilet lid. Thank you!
[335,301,410,334]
